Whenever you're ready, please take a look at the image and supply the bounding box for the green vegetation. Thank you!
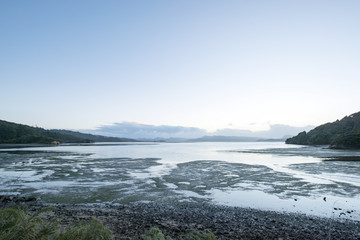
[286,111,360,149]
[0,120,136,144]
[140,227,172,240]
[52,129,137,143]
[58,219,113,240]
[0,120,91,144]
[0,206,58,240]
[1,207,217,240]
[182,230,217,240]
[140,227,217,240]
[0,206,113,240]
[330,131,360,149]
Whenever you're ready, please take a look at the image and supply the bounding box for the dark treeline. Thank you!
[51,129,137,143]
[286,111,360,149]
[0,120,136,144]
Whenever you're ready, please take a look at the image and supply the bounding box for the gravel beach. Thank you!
[1,196,359,239]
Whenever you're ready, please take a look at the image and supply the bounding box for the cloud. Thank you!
[87,122,207,139]
[85,122,314,140]
[257,124,314,138]
[213,124,314,139]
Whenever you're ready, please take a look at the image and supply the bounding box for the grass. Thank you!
[183,230,217,240]
[58,219,113,240]
[0,206,58,240]
[0,206,217,240]
[0,206,113,240]
[141,227,217,240]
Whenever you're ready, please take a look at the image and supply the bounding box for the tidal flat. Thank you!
[0,142,359,238]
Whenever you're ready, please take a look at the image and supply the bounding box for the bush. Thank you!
[0,206,58,240]
[58,218,113,240]
[140,227,173,240]
[183,230,217,240]
[140,227,217,240]
[0,206,113,240]
[1,206,218,240]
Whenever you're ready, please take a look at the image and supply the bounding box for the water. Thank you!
[0,142,359,220]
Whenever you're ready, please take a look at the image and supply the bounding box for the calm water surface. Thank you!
[0,142,359,220]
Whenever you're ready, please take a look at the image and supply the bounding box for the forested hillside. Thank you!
[286,112,360,149]
[0,120,136,144]
[0,120,91,144]
[52,129,137,142]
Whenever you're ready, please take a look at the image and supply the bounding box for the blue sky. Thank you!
[1,0,360,132]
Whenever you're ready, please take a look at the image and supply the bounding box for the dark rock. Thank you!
[0,197,359,239]
[25,197,37,202]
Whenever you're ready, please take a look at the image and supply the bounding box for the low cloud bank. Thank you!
[87,122,207,139]
[213,124,314,139]
[85,122,313,140]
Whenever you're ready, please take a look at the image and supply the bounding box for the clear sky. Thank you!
[1,0,359,132]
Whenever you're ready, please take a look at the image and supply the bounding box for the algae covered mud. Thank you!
[0,142,359,221]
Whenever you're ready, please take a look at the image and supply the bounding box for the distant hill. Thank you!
[189,135,282,142]
[0,120,136,144]
[52,129,137,142]
[0,120,90,144]
[286,111,360,149]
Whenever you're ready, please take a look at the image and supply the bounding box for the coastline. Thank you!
[0,142,155,149]
[1,196,359,239]
[0,143,53,149]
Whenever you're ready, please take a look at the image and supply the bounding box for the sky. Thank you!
[1,0,360,133]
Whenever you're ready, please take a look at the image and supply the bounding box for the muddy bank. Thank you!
[0,196,359,239]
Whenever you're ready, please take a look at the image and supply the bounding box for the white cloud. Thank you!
[85,122,314,140]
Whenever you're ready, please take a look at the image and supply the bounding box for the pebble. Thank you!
[1,196,359,240]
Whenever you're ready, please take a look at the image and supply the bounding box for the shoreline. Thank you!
[1,196,359,239]
[0,142,156,149]
[0,143,53,149]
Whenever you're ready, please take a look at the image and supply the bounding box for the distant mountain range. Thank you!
[286,111,360,149]
[189,135,285,142]
[0,120,137,144]
[0,119,313,145]
[85,122,313,140]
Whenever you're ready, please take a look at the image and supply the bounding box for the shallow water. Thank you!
[0,142,359,220]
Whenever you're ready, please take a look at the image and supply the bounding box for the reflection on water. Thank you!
[0,142,359,220]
